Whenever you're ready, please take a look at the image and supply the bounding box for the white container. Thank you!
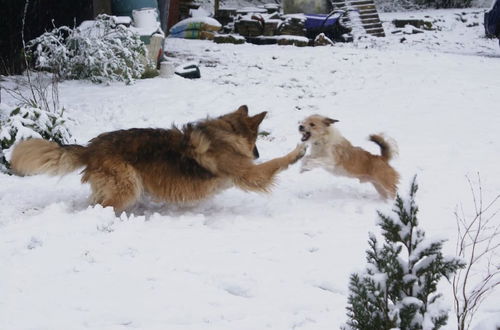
[159,62,175,78]
[132,8,159,29]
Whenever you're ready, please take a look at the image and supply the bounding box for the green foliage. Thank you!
[345,176,465,330]
[0,104,72,173]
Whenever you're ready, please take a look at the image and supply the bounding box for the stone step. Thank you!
[330,0,385,37]
[360,18,381,24]
[363,22,383,29]
[358,8,378,13]
[331,0,373,6]
[359,13,380,19]
[365,27,385,35]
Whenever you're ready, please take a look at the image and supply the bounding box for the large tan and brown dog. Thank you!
[298,114,400,199]
[10,105,306,211]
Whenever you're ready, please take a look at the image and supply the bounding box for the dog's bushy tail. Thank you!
[369,134,398,162]
[10,139,85,176]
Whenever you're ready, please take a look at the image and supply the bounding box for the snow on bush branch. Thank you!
[345,176,465,330]
[27,14,148,84]
[0,103,73,173]
[375,0,473,11]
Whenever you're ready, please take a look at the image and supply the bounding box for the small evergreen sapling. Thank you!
[0,104,72,173]
[346,176,464,330]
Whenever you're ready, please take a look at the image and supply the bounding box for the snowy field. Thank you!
[1,9,500,330]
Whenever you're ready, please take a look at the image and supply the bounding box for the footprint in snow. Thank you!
[221,283,253,298]
[27,236,43,250]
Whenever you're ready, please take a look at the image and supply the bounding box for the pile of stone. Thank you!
[277,15,306,36]
[235,15,265,36]
[234,12,284,37]
[210,5,341,46]
[391,19,434,35]
[213,34,245,44]
[231,12,308,38]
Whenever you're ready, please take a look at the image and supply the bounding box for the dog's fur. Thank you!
[299,114,400,199]
[10,105,306,211]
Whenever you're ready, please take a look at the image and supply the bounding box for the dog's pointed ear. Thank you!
[235,105,249,117]
[323,117,339,126]
[249,111,267,129]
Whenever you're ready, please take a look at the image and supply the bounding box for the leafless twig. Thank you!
[452,173,500,330]
[0,0,61,114]
[1,73,60,114]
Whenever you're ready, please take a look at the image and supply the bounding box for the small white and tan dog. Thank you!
[298,114,400,199]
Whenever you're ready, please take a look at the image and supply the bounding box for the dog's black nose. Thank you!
[253,146,260,159]
[299,125,305,132]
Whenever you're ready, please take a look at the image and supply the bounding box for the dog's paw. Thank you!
[297,143,308,158]
[290,143,308,163]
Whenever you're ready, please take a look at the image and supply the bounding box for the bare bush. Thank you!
[2,72,60,115]
[452,174,500,330]
[0,0,72,173]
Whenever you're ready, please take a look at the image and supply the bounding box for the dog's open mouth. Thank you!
[301,131,311,142]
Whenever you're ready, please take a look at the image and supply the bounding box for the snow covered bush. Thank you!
[345,176,464,330]
[416,0,473,8]
[375,0,472,11]
[375,0,421,11]
[27,14,148,84]
[0,104,72,173]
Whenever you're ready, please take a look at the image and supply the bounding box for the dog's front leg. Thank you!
[231,143,307,192]
[300,156,323,173]
[300,156,314,173]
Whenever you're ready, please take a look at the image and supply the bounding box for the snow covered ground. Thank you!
[1,9,500,330]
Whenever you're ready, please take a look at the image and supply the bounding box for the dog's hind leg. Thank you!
[377,170,399,200]
[371,175,399,200]
[82,161,142,212]
[371,181,390,199]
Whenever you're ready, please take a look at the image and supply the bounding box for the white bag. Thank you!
[132,8,160,28]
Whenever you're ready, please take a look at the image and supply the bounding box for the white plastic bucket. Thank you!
[132,7,159,28]
[159,62,175,78]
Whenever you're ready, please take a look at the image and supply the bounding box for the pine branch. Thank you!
[346,176,461,330]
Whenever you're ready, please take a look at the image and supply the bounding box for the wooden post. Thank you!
[167,0,180,29]
[214,0,219,16]
[157,0,169,32]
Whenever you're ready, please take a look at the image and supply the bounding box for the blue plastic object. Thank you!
[304,13,342,31]
[485,0,500,38]
[303,11,350,42]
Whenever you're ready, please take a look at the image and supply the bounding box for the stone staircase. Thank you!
[330,0,385,37]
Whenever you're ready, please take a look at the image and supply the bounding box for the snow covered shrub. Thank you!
[375,0,472,11]
[374,0,421,12]
[416,0,473,8]
[345,176,464,330]
[0,104,72,173]
[27,14,148,84]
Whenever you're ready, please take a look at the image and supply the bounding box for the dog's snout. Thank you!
[299,125,305,132]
